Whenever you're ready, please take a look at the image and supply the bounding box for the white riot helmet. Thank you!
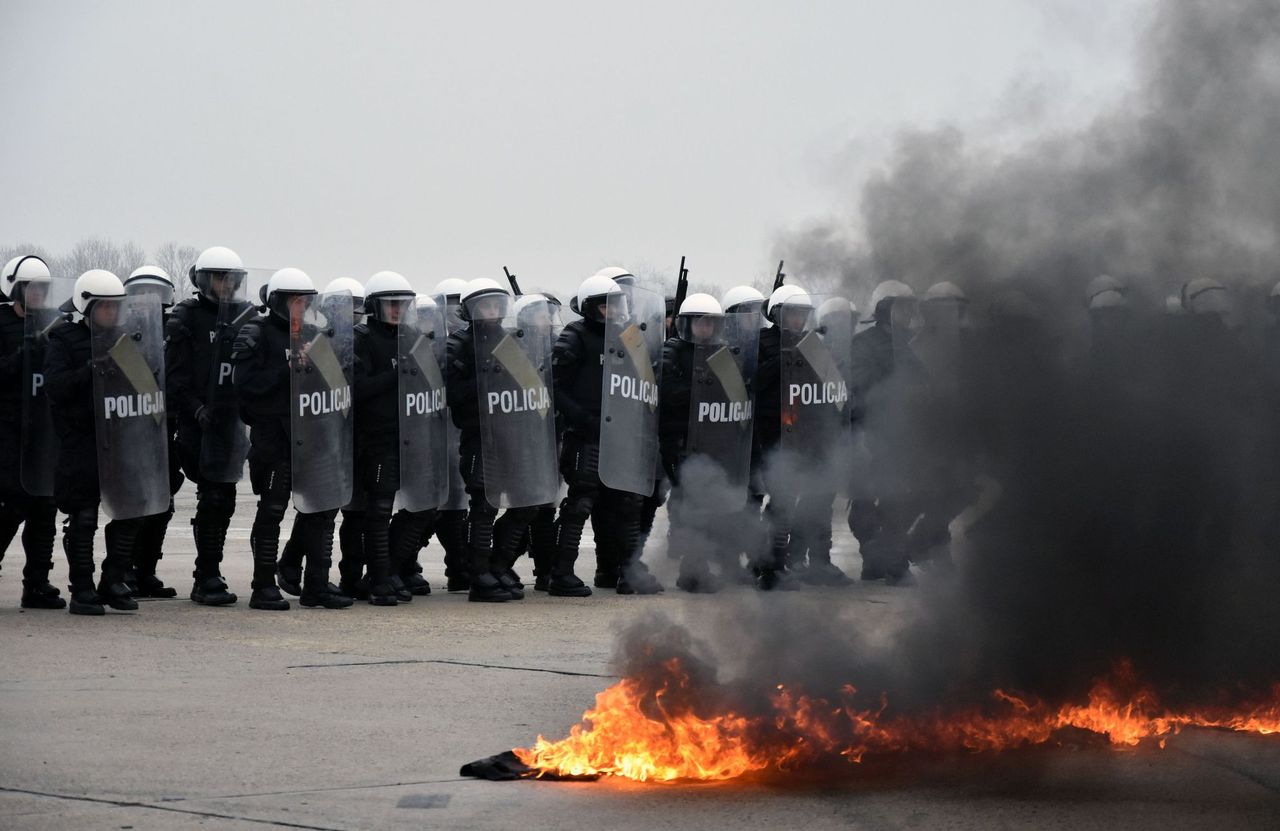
[1085,274,1126,307]
[363,271,415,322]
[575,273,623,323]
[766,284,809,323]
[675,292,724,343]
[323,278,366,318]
[869,280,915,323]
[459,277,511,323]
[922,281,966,327]
[265,268,317,321]
[125,265,176,309]
[513,293,558,332]
[1181,278,1230,317]
[191,246,248,304]
[1088,289,1129,311]
[433,278,468,300]
[923,281,966,305]
[720,285,767,325]
[415,293,437,310]
[593,266,635,287]
[815,296,855,332]
[2,254,51,305]
[73,269,126,316]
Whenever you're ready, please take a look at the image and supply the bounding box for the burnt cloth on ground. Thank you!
[459,750,599,781]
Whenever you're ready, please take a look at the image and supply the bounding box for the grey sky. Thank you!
[0,0,1149,298]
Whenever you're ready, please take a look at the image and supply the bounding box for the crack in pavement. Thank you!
[158,776,470,802]
[0,785,350,830]
[1169,746,1280,797]
[285,657,616,678]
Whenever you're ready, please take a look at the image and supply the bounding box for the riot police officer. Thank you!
[552,273,664,595]
[279,277,368,596]
[125,265,182,598]
[232,268,353,611]
[0,255,63,608]
[847,280,919,585]
[345,271,423,605]
[46,270,162,615]
[446,279,560,601]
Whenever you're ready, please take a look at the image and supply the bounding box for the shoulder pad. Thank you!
[354,322,370,337]
[231,321,263,361]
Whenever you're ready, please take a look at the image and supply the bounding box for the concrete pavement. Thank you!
[1,493,1279,829]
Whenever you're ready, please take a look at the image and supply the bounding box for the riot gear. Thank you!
[674,293,724,343]
[191,246,248,306]
[3,255,51,306]
[232,269,353,611]
[447,283,557,601]
[325,277,367,321]
[0,259,63,608]
[573,274,620,324]
[363,270,415,322]
[1182,278,1231,317]
[125,266,176,309]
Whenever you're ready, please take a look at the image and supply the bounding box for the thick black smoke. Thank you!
[615,0,1280,722]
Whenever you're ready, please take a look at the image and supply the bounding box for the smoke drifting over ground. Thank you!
[612,0,1280,729]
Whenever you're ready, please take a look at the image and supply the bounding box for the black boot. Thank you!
[277,526,304,596]
[548,572,592,597]
[68,588,105,616]
[191,575,238,606]
[249,585,291,610]
[300,580,354,609]
[134,573,179,599]
[100,520,141,611]
[191,505,237,602]
[20,582,66,610]
[466,506,510,603]
[390,508,432,595]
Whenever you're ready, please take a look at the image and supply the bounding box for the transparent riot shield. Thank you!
[290,291,354,513]
[780,294,852,459]
[441,296,469,511]
[20,276,75,496]
[599,284,663,496]
[910,296,960,401]
[198,267,271,483]
[473,299,560,509]
[398,299,449,512]
[90,293,170,520]
[686,310,761,491]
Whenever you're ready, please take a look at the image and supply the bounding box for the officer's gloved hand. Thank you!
[195,405,215,429]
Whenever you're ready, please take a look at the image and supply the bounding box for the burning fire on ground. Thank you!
[514,658,1280,783]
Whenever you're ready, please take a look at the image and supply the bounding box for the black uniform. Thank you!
[551,317,657,593]
[231,312,346,607]
[350,317,433,602]
[165,295,242,598]
[45,317,141,611]
[846,321,916,582]
[445,320,544,600]
[130,304,185,597]
[0,303,60,606]
[749,324,794,584]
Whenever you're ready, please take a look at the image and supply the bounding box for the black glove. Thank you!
[195,405,215,429]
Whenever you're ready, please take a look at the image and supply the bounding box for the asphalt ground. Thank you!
[2,492,1279,829]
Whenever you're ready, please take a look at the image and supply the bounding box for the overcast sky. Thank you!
[1,0,1151,297]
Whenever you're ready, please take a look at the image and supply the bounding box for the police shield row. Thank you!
[0,248,927,615]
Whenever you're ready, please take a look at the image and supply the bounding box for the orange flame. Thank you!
[514,659,1280,782]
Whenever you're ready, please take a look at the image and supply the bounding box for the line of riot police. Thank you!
[9,242,1263,614]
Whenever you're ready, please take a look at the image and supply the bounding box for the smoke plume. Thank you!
[617,0,1280,729]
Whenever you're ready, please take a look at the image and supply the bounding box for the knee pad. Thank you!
[197,483,237,521]
[364,495,395,523]
[65,506,99,537]
[255,496,288,527]
[558,492,594,523]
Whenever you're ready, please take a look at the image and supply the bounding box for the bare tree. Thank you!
[55,237,146,281]
[153,241,199,298]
